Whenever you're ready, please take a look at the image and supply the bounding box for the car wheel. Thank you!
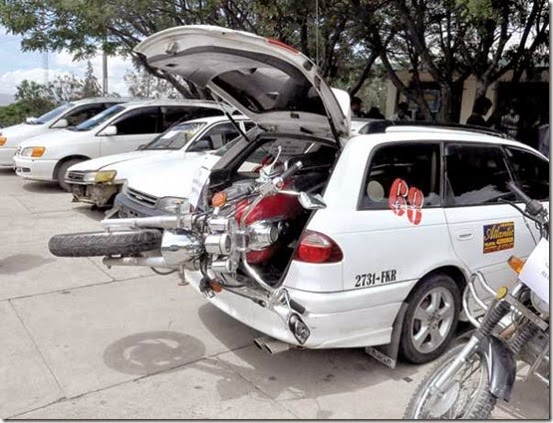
[399,273,461,364]
[56,159,83,191]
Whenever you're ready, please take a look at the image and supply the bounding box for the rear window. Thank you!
[505,147,549,201]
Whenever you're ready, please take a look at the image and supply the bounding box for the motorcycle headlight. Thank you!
[21,146,46,157]
[156,197,189,214]
[94,170,117,183]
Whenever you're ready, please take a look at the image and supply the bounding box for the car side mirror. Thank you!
[25,116,38,124]
[188,138,213,152]
[299,192,326,210]
[51,118,69,128]
[101,125,117,136]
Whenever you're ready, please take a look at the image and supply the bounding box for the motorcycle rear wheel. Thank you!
[404,343,496,419]
[49,230,162,257]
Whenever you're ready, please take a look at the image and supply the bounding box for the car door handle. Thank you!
[457,232,474,240]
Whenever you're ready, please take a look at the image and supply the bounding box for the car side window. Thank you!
[200,123,241,150]
[65,104,108,126]
[244,121,256,131]
[505,147,549,201]
[159,106,224,132]
[113,107,159,135]
[445,144,514,207]
[360,143,441,210]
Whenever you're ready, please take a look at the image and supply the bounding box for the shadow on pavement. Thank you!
[72,205,107,222]
[103,331,206,376]
[0,254,56,274]
[22,180,65,194]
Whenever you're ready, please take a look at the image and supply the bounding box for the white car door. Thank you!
[339,142,449,292]
[99,107,160,157]
[443,142,538,291]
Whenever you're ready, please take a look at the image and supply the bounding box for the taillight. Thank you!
[295,230,343,263]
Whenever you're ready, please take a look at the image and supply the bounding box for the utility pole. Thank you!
[42,51,49,85]
[102,50,108,95]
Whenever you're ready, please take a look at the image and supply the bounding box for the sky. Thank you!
[0,26,134,101]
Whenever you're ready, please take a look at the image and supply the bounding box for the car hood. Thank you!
[1,123,64,147]
[134,25,350,143]
[69,150,172,172]
[125,153,220,199]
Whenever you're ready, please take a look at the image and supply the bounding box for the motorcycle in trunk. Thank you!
[403,182,549,419]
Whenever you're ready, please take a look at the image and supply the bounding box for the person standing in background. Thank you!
[466,96,492,127]
[390,102,411,122]
[351,96,367,118]
[499,100,521,140]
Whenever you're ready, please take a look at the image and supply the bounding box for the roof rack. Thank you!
[386,121,512,139]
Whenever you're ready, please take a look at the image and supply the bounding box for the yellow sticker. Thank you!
[483,221,515,254]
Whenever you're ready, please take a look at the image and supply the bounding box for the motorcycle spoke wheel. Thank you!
[404,344,497,419]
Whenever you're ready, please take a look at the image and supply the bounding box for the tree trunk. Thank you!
[438,83,452,123]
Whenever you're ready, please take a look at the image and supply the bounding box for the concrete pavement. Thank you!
[0,168,549,419]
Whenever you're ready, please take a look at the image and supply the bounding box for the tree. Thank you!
[82,60,102,98]
[14,80,56,117]
[124,66,181,98]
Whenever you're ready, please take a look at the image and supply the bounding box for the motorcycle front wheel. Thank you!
[404,343,496,419]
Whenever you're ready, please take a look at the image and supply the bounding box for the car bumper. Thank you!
[113,192,169,218]
[13,156,56,181]
[0,147,17,167]
[69,182,123,207]
[185,270,404,349]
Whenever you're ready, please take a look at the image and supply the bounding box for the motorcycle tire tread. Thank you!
[48,230,162,257]
[403,343,497,419]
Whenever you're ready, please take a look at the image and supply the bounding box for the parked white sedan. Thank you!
[13,99,226,189]
[0,97,125,167]
[65,115,252,207]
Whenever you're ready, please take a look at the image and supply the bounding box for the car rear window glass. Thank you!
[445,144,514,206]
[361,143,441,210]
[505,147,549,201]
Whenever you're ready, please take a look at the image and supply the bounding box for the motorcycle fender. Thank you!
[477,335,517,401]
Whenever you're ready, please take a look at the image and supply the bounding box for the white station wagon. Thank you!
[49,26,550,365]
[0,97,125,167]
[14,99,226,189]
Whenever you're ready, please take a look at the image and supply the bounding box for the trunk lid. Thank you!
[134,25,350,142]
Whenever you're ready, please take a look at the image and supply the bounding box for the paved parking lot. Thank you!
[0,168,549,419]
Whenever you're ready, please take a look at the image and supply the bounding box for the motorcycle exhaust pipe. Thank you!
[253,336,291,355]
[103,256,176,269]
[101,215,178,231]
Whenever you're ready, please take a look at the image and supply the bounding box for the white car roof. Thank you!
[175,115,249,125]
[349,126,547,158]
[70,96,131,105]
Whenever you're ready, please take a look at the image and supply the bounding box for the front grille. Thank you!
[67,170,86,182]
[126,187,158,207]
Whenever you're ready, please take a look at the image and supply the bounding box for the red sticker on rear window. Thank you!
[389,178,423,225]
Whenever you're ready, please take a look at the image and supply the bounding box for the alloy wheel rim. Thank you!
[411,286,455,354]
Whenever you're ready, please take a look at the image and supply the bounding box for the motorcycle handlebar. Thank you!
[506,181,545,218]
[279,161,303,181]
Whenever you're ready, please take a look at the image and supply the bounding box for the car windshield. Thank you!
[70,105,126,131]
[143,122,207,150]
[33,103,75,125]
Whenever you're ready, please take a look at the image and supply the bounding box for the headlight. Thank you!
[21,146,46,157]
[156,197,188,214]
[0,136,6,146]
[94,170,117,183]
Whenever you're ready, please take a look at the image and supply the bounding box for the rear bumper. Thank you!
[114,192,169,218]
[0,147,17,167]
[69,182,123,207]
[185,270,404,349]
[13,156,57,181]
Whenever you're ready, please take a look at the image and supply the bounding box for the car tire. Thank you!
[56,158,83,191]
[399,273,461,364]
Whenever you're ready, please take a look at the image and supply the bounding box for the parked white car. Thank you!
[65,115,252,207]
[13,99,227,189]
[50,26,550,365]
[0,97,126,167]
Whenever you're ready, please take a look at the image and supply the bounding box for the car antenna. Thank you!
[212,93,251,143]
